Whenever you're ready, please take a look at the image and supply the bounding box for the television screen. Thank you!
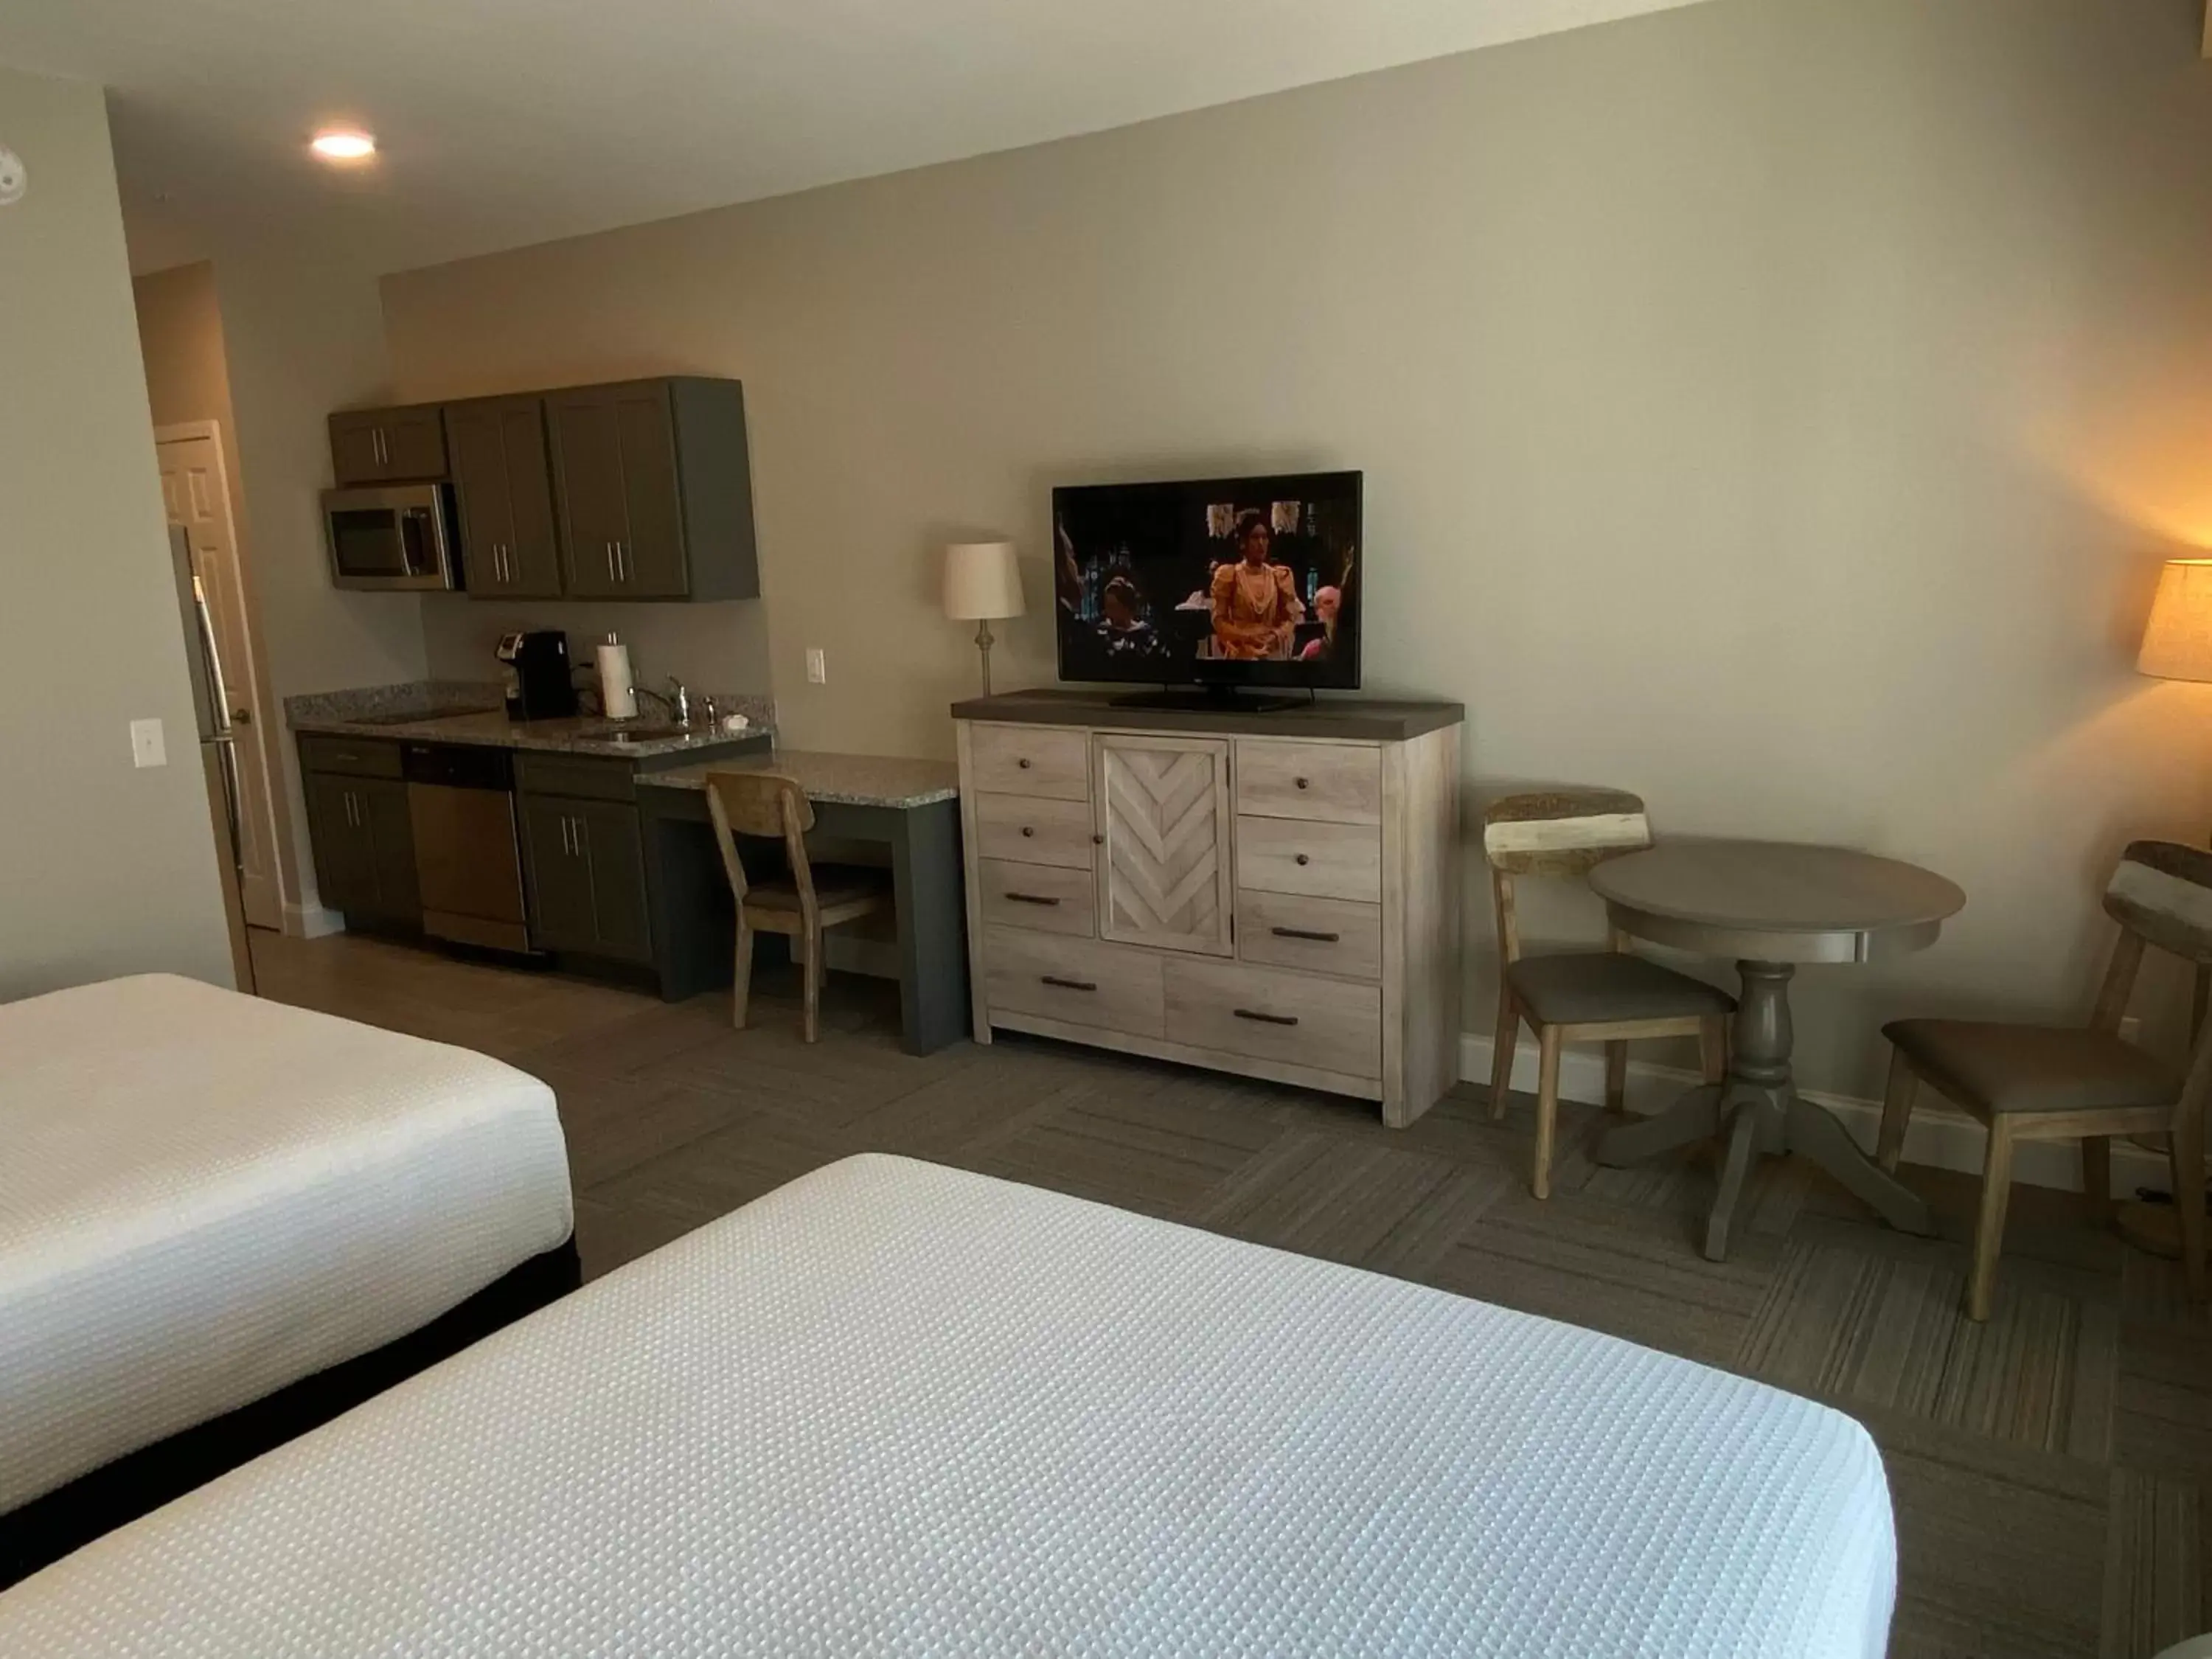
[1053,470,1362,691]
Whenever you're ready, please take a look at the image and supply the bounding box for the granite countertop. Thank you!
[286,681,776,762]
[639,750,960,810]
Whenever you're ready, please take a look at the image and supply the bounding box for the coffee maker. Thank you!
[495,631,577,721]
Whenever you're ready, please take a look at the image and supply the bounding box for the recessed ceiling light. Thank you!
[310,130,376,162]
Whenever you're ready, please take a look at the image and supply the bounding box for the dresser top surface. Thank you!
[952,689,1463,742]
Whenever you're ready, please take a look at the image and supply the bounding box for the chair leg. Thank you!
[1604,1041,1628,1115]
[801,923,823,1044]
[1875,1048,1916,1175]
[1966,1121,2015,1323]
[1698,1017,1728,1085]
[1532,1027,1563,1200]
[1488,989,1518,1121]
[2172,1102,2208,1301]
[2081,1135,2113,1228]
[730,917,754,1031]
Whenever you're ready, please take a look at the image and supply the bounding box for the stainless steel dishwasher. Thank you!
[403,741,534,954]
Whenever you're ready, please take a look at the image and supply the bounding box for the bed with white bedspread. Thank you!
[0,1152,1893,1657]
[0,973,574,1522]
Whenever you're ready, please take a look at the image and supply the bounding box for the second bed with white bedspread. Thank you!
[0,973,574,1515]
[1,1152,1893,1656]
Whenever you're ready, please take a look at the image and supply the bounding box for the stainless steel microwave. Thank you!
[321,482,462,591]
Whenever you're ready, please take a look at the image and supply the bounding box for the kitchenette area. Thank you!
[286,681,968,1054]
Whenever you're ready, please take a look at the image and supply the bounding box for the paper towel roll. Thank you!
[597,635,637,720]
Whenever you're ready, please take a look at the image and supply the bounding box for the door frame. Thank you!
[155,420,288,931]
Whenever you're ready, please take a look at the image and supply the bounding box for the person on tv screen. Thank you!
[1095,576,1169,664]
[1299,584,1342,662]
[1210,509,1305,659]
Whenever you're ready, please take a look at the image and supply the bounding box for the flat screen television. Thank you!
[1053,470,1362,706]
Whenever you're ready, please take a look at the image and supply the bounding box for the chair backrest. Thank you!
[1482,789,1652,965]
[1483,789,1652,877]
[704,771,817,911]
[2105,841,2212,965]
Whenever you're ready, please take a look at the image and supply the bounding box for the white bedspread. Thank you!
[0,1152,1891,1656]
[0,973,573,1513]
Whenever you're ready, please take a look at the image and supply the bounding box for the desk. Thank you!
[635,751,968,1054]
[1590,839,1964,1260]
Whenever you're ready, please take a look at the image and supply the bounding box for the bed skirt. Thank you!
[0,1236,581,1589]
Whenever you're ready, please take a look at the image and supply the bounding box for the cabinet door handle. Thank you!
[616,541,628,582]
[1295,776,1310,790]
[1233,1008,1300,1026]
[558,817,573,856]
[571,816,588,856]
[1294,852,1310,866]
[1017,758,1032,770]
[1040,975,1096,992]
[343,790,357,828]
[1270,925,1340,942]
[1020,825,1035,838]
[1004,891,1060,906]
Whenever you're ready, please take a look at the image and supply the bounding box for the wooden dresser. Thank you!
[953,691,1464,1127]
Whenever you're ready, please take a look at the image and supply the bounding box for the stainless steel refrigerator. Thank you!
[170,525,257,992]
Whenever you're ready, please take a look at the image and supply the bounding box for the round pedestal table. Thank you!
[1590,839,1966,1261]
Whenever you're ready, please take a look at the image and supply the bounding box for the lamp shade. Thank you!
[2140,560,2212,683]
[943,540,1025,622]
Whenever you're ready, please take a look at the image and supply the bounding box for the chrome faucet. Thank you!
[668,678,691,726]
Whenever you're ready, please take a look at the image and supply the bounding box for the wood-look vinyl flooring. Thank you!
[254,929,2212,1658]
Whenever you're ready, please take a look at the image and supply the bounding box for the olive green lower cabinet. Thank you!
[519,796,653,964]
[298,739,421,931]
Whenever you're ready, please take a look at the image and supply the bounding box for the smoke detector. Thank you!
[0,145,24,206]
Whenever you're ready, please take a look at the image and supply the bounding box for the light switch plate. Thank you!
[130,718,167,768]
[805,648,827,685]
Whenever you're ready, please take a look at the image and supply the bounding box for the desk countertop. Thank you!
[638,750,961,810]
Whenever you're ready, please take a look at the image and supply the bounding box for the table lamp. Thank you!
[2140,559,2212,684]
[943,540,1024,697]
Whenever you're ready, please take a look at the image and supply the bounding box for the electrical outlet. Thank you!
[805,648,827,685]
[129,718,167,769]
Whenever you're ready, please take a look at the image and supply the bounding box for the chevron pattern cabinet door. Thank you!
[1096,735,1234,956]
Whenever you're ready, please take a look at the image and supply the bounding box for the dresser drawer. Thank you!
[986,927,1164,1036]
[967,723,1091,801]
[1236,739,1381,825]
[978,858,1097,937]
[1236,815,1381,902]
[1164,958,1381,1081]
[1237,891,1382,980]
[974,793,1097,869]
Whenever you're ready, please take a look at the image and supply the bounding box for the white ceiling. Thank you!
[1,0,1711,275]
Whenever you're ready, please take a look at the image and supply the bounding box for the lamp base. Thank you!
[974,619,995,698]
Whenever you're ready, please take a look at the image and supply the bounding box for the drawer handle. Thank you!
[1295,776,1310,789]
[1091,833,1104,845]
[1021,825,1036,838]
[1294,853,1310,866]
[1270,926,1340,942]
[1018,758,1032,769]
[1234,1008,1300,1027]
[1040,975,1097,992]
[1005,892,1061,906]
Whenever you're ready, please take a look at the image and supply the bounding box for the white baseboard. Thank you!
[284,902,346,940]
[1459,1032,2174,1200]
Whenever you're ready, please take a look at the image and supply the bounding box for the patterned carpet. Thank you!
[255,931,2212,1658]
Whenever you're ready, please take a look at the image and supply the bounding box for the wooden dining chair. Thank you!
[1877,839,2212,1321]
[1484,790,1733,1199]
[703,771,892,1043]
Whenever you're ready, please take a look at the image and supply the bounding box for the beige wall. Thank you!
[0,66,232,997]
[189,244,428,920]
[380,0,2212,1097]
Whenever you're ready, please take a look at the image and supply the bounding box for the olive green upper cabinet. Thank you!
[328,405,449,485]
[548,378,759,602]
[448,397,564,599]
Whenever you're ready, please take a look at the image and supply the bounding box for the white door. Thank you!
[157,429,282,931]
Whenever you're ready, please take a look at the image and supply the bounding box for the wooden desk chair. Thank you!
[704,771,892,1043]
[1484,790,1734,1199]
[1877,839,2212,1321]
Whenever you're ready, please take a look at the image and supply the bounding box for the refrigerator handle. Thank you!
[192,574,235,740]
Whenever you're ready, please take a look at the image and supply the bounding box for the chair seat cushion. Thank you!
[1882,1019,2181,1116]
[744,865,891,914]
[1506,952,1734,1028]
